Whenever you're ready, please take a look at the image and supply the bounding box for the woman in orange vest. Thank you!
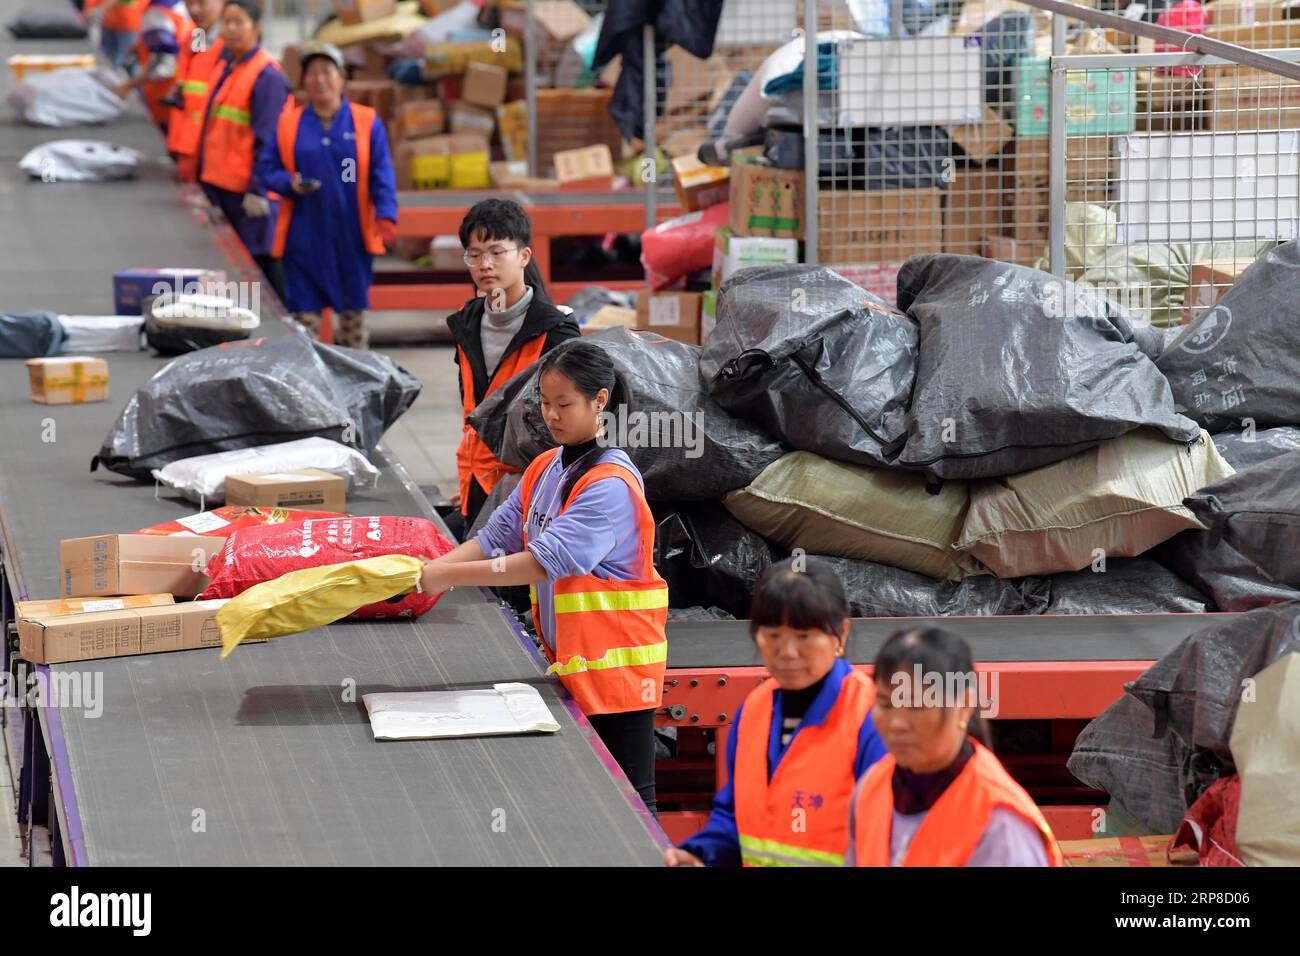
[445,199,578,538]
[665,558,887,867]
[196,0,289,297]
[165,0,224,182]
[848,627,1063,867]
[113,0,193,131]
[418,340,667,813]
[256,44,397,350]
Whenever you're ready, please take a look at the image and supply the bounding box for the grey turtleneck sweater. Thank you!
[481,285,534,376]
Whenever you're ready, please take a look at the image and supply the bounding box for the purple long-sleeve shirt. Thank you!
[474,448,646,651]
[139,0,184,80]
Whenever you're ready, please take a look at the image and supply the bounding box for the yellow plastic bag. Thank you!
[217,555,425,659]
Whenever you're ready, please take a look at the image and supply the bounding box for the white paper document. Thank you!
[362,683,561,741]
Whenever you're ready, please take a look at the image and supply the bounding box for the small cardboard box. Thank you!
[712,226,800,288]
[462,61,508,109]
[581,305,638,335]
[672,153,730,212]
[1059,835,1198,867]
[943,169,1009,255]
[224,469,347,513]
[448,100,497,137]
[18,599,237,665]
[1184,258,1258,321]
[981,234,1042,267]
[554,144,615,190]
[60,534,226,599]
[393,83,436,110]
[344,80,397,125]
[496,99,528,162]
[396,132,489,189]
[26,357,109,405]
[396,99,446,139]
[113,267,226,315]
[817,188,944,264]
[334,0,397,26]
[16,594,174,620]
[943,107,1015,165]
[498,0,591,49]
[636,292,702,345]
[729,151,804,239]
[281,42,311,89]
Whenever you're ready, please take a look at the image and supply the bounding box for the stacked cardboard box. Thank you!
[333,0,397,26]
[817,189,944,264]
[1003,136,1117,245]
[729,149,804,240]
[535,89,623,174]
[942,169,1009,256]
[1208,67,1300,130]
[1137,70,1210,132]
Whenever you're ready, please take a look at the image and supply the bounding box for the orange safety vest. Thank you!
[853,739,1065,867]
[271,101,386,258]
[199,47,282,194]
[518,447,669,716]
[101,0,146,32]
[166,31,223,164]
[455,335,545,515]
[734,668,875,867]
[135,3,194,127]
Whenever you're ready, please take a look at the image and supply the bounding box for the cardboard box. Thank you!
[462,61,508,109]
[16,594,174,620]
[1206,0,1273,24]
[817,188,944,263]
[1059,835,1198,867]
[943,169,1008,255]
[1016,59,1137,136]
[1209,69,1300,130]
[26,357,109,405]
[396,99,445,139]
[1002,136,1116,242]
[224,469,347,513]
[448,100,496,137]
[729,151,804,239]
[395,132,489,189]
[636,292,702,345]
[981,234,1043,267]
[581,305,638,335]
[498,0,590,49]
[496,99,527,162]
[672,154,730,212]
[59,534,226,599]
[281,42,310,89]
[393,83,436,110]
[450,151,491,189]
[535,88,622,172]
[7,53,95,83]
[1138,71,1209,132]
[489,160,556,190]
[360,44,391,81]
[18,599,236,665]
[113,267,226,315]
[420,0,459,14]
[943,107,1015,165]
[344,80,397,125]
[712,227,800,288]
[554,144,615,190]
[1207,19,1300,43]
[333,0,397,26]
[1184,257,1259,321]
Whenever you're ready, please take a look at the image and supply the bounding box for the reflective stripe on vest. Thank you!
[270,100,384,259]
[519,447,667,715]
[852,740,1065,867]
[167,34,223,161]
[733,669,874,868]
[455,335,545,515]
[199,47,281,194]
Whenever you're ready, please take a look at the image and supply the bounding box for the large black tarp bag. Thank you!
[1210,425,1300,472]
[92,334,420,479]
[1043,558,1210,614]
[654,502,780,618]
[814,126,954,191]
[1152,531,1300,612]
[0,310,65,357]
[895,254,1200,481]
[1157,241,1300,431]
[699,266,917,468]
[1183,448,1300,591]
[6,7,88,38]
[816,556,1051,617]
[1068,602,1300,831]
[469,328,786,501]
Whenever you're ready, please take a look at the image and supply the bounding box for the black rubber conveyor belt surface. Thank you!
[0,7,661,865]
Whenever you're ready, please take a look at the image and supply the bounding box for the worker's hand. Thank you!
[377,218,397,247]
[242,192,271,218]
[663,847,704,868]
[418,560,448,599]
[290,172,321,196]
[114,80,134,101]
[449,490,462,508]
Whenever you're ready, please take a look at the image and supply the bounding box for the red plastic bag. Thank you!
[641,202,729,290]
[198,516,455,619]
[135,506,346,537]
[1172,775,1244,867]
[1155,1,1205,77]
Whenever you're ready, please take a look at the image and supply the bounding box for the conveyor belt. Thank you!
[665,613,1237,669]
[0,11,662,865]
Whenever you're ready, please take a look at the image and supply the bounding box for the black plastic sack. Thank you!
[1127,601,1300,797]
[667,605,736,622]
[977,12,1036,109]
[1157,241,1300,431]
[817,556,1051,617]
[1151,531,1300,612]
[895,254,1199,481]
[699,266,917,467]
[469,328,786,501]
[1183,449,1300,590]
[1210,425,1300,472]
[92,334,420,479]
[562,286,637,327]
[143,314,253,356]
[816,126,953,191]
[6,7,88,38]
[1067,693,1193,833]
[1043,558,1210,614]
[0,310,65,358]
[654,502,780,618]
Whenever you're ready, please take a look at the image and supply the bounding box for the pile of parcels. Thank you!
[470,248,1300,862]
[299,0,622,192]
[15,333,455,666]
